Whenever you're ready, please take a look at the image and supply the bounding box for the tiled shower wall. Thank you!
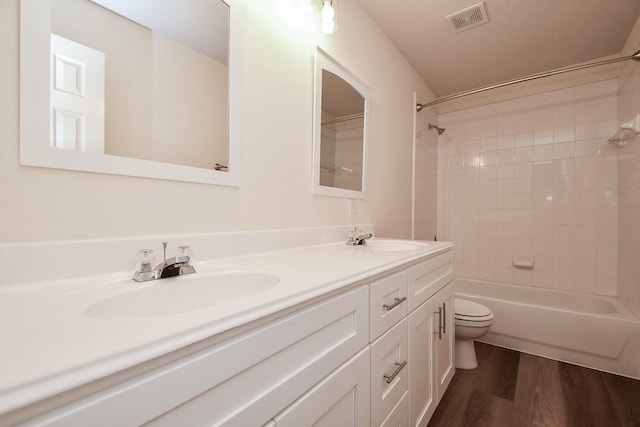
[436,80,619,296]
[618,37,640,301]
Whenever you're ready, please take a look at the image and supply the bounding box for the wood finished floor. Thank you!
[428,342,640,427]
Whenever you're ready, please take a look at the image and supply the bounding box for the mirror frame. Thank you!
[19,0,241,186]
[312,47,369,199]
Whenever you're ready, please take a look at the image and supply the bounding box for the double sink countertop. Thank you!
[0,239,453,415]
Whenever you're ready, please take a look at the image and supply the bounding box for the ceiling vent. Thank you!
[446,2,489,34]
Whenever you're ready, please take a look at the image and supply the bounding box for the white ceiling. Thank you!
[357,0,640,97]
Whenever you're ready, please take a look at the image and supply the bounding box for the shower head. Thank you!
[428,124,445,135]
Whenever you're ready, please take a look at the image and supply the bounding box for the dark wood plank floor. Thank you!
[428,342,640,427]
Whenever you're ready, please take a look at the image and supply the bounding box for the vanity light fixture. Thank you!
[320,0,336,34]
[300,0,313,15]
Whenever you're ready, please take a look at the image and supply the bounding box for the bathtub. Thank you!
[454,278,640,379]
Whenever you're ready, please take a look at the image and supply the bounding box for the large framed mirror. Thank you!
[20,0,240,186]
[312,48,369,199]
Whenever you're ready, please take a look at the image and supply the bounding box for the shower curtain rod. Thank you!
[321,113,364,126]
[416,50,640,111]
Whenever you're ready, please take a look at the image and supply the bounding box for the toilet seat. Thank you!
[455,299,494,327]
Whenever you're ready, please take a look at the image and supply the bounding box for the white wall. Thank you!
[413,102,438,241]
[0,0,432,243]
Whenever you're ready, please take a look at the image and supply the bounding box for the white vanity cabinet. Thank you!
[407,252,455,427]
[3,243,456,427]
[367,249,454,427]
[13,286,370,426]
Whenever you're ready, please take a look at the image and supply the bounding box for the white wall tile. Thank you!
[515,132,534,148]
[513,269,533,285]
[534,144,554,161]
[514,162,533,178]
[553,142,575,159]
[534,254,553,272]
[497,135,515,149]
[575,124,598,141]
[575,241,597,259]
[575,139,597,157]
[437,78,619,296]
[553,273,574,291]
[515,147,534,163]
[534,128,554,145]
[574,275,597,294]
[533,271,554,288]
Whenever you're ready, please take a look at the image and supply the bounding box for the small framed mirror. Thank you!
[312,48,369,199]
[20,0,240,186]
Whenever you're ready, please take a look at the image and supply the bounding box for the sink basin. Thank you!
[360,240,427,252]
[85,271,280,319]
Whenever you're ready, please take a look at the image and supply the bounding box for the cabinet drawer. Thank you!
[272,347,371,427]
[370,270,408,341]
[381,390,408,427]
[407,251,453,312]
[371,317,408,427]
[24,286,369,426]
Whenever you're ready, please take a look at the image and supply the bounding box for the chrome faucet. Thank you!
[346,228,374,246]
[132,242,196,282]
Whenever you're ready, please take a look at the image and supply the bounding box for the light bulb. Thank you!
[321,1,335,33]
[300,0,313,15]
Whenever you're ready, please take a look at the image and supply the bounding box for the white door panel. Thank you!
[50,34,105,152]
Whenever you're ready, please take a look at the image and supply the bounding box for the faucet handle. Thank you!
[134,249,156,272]
[177,245,193,262]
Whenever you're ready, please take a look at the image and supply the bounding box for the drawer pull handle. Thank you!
[442,302,446,335]
[434,306,443,340]
[383,360,408,383]
[383,296,407,311]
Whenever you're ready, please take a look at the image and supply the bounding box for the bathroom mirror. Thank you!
[19,0,240,186]
[312,48,369,199]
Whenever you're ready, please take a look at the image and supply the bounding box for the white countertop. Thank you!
[0,239,453,415]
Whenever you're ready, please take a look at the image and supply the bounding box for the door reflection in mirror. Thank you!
[50,0,229,170]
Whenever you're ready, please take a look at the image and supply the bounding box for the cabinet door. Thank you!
[371,318,409,426]
[408,299,436,427]
[433,284,455,402]
[273,347,371,427]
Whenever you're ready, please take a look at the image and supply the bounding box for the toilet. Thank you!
[454,298,494,369]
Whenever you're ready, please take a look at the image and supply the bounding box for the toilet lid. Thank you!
[455,298,493,321]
